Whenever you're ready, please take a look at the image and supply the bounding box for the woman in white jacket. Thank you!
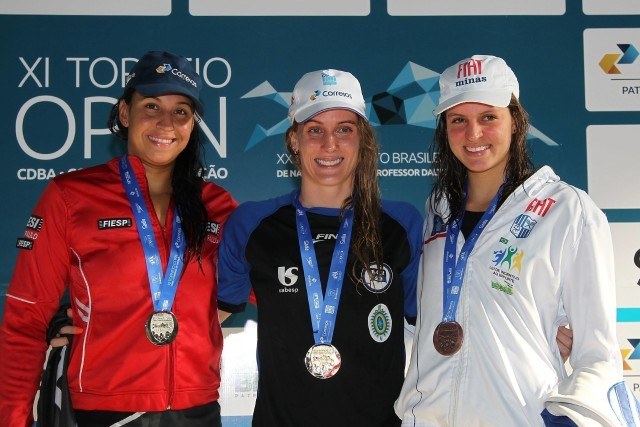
[394,54,638,426]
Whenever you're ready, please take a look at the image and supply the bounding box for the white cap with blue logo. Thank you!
[288,69,367,123]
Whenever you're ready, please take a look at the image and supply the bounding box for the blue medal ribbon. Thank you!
[442,184,504,323]
[293,192,353,345]
[119,156,186,313]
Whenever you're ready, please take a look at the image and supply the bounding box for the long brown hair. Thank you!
[285,115,383,283]
[430,95,533,223]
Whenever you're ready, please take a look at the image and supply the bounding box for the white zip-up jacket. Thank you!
[395,166,625,426]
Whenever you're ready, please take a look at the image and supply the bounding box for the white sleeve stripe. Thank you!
[71,248,92,393]
[109,412,146,426]
[608,381,640,426]
[6,293,37,304]
[74,297,90,323]
[74,297,90,314]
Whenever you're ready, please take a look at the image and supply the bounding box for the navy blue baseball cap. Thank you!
[126,51,205,115]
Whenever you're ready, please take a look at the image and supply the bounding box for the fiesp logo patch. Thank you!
[97,218,132,230]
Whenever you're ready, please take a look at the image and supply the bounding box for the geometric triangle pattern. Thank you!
[241,61,559,150]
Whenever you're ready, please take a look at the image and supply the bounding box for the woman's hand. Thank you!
[556,326,573,363]
[49,306,83,348]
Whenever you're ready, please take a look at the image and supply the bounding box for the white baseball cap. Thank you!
[434,55,519,115]
[288,69,367,123]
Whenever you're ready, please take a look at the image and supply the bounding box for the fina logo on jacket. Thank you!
[278,266,299,293]
[98,218,133,230]
[361,262,393,293]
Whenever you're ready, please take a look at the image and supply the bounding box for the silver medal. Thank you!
[304,344,341,379]
[145,311,178,345]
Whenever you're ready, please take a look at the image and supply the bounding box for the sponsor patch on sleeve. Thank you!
[16,238,34,250]
[26,215,44,231]
[206,221,221,235]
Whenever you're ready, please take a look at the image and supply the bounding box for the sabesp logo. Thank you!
[599,44,639,74]
[278,266,299,289]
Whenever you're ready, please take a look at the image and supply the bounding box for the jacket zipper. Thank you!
[168,342,175,409]
[450,247,469,426]
[160,217,175,410]
[142,174,175,410]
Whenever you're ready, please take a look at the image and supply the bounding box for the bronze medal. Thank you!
[304,344,341,379]
[145,311,178,346]
[433,321,463,356]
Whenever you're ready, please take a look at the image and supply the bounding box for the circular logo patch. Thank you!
[361,262,393,293]
[368,303,392,343]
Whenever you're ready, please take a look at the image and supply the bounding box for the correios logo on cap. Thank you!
[456,58,487,86]
[310,89,353,102]
[156,64,173,73]
[154,63,198,89]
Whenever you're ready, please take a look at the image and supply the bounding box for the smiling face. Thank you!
[445,102,515,183]
[290,109,361,205]
[119,92,196,170]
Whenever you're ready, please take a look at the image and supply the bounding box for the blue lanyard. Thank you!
[119,156,186,312]
[294,193,353,345]
[442,184,504,322]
